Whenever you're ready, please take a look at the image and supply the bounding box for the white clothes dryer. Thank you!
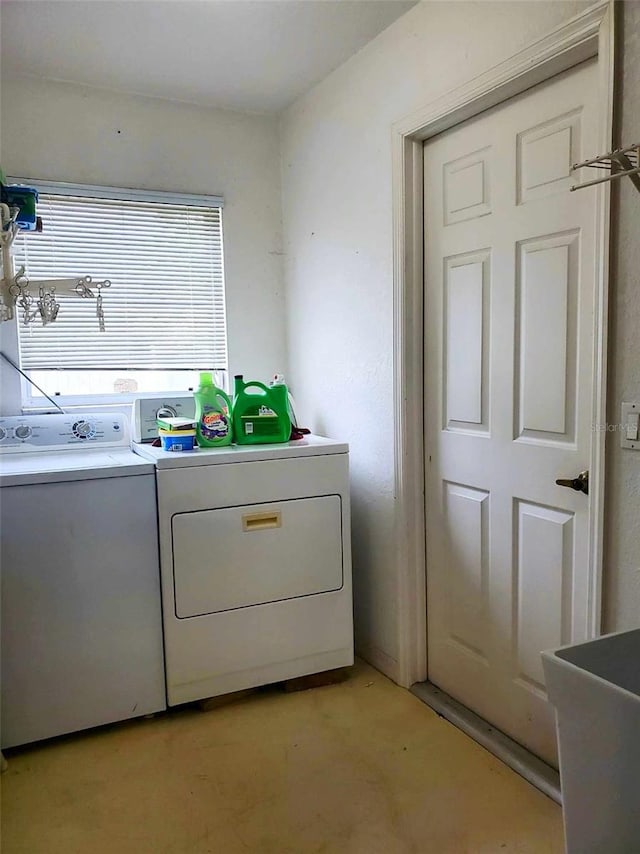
[133,430,353,705]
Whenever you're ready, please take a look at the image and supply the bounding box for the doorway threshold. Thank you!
[410,681,561,804]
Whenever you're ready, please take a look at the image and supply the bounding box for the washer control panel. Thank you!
[0,413,129,452]
[132,395,196,443]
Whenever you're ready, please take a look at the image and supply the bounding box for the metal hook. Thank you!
[37,285,60,326]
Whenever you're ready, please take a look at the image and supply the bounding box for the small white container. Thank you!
[542,629,640,854]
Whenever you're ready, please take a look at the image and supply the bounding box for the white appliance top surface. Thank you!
[0,411,154,485]
[132,434,348,469]
[0,449,154,486]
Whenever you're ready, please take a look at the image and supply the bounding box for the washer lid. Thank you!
[0,449,155,486]
[132,434,348,469]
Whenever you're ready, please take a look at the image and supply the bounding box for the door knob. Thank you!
[555,470,589,495]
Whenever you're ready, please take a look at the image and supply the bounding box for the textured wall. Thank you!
[603,0,640,631]
[0,76,287,412]
[280,0,591,676]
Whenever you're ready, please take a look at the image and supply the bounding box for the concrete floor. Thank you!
[1,661,564,853]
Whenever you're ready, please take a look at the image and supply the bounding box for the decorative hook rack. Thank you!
[0,202,110,330]
[571,143,640,193]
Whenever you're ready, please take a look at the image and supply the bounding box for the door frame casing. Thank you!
[392,1,615,689]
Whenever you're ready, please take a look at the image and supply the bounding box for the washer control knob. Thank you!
[15,425,32,440]
[72,420,95,439]
[0,427,6,441]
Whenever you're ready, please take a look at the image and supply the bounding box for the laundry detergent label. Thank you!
[201,406,229,440]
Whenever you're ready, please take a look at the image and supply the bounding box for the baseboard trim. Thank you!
[356,643,399,683]
[410,681,561,805]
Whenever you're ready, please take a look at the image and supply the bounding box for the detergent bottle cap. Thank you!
[199,371,213,388]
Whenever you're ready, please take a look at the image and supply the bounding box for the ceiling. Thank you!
[0,0,417,114]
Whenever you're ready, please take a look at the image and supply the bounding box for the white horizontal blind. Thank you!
[13,192,227,370]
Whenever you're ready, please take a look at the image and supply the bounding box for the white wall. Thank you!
[603,0,640,632]
[0,76,287,412]
[280,0,591,677]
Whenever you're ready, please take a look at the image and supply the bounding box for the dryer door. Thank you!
[172,495,343,617]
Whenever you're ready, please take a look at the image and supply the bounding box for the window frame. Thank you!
[5,178,226,411]
[19,374,229,411]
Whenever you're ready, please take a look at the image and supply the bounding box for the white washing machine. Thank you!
[132,402,353,705]
[0,412,166,748]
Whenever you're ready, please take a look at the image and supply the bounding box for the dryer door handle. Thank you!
[242,511,282,532]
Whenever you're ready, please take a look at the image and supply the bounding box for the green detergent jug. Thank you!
[233,375,291,444]
[194,372,233,447]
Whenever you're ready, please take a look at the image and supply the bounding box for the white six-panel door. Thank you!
[424,60,599,766]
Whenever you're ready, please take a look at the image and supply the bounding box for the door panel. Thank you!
[443,146,492,224]
[514,499,574,690]
[424,60,599,766]
[172,495,343,617]
[444,253,489,429]
[443,481,490,660]
[515,229,581,447]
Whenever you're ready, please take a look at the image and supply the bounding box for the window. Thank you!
[10,180,227,407]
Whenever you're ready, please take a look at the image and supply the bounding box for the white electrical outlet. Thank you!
[620,402,640,449]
